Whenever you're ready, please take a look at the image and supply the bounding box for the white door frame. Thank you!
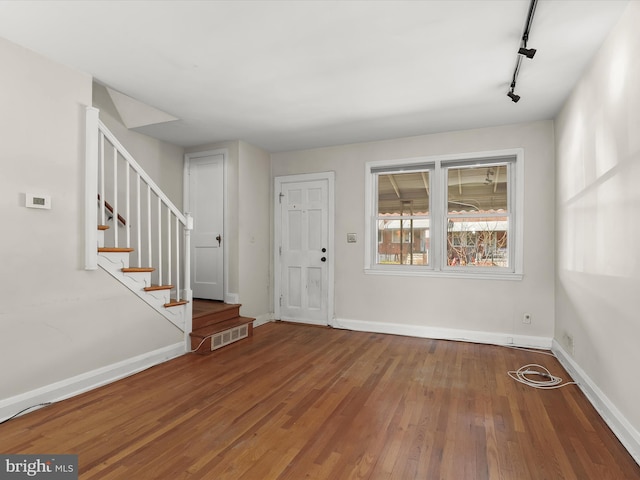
[274,171,335,325]
[183,149,230,302]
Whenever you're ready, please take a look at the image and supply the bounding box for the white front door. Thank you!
[188,153,224,300]
[275,173,334,326]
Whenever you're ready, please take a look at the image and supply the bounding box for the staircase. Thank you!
[190,301,254,354]
[85,106,257,355]
[85,106,195,350]
[96,225,189,332]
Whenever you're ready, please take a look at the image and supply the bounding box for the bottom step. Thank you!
[190,317,254,354]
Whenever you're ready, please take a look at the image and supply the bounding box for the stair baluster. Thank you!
[85,106,194,350]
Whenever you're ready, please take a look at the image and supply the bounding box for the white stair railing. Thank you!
[85,106,193,314]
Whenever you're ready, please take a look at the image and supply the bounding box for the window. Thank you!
[445,163,509,269]
[365,150,523,279]
[376,170,430,266]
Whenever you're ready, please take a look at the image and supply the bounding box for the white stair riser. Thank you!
[145,289,172,303]
[98,251,130,269]
[122,271,152,287]
[97,254,185,331]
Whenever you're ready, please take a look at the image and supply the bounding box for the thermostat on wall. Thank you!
[26,193,52,210]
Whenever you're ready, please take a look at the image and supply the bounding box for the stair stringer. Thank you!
[97,251,186,331]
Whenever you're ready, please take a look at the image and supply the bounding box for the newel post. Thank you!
[85,106,100,270]
[183,212,193,295]
[183,212,194,351]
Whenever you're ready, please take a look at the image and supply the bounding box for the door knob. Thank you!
[216,234,222,246]
[321,257,327,262]
[322,248,327,252]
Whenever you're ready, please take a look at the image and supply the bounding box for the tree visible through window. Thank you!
[446,164,509,268]
[376,171,430,266]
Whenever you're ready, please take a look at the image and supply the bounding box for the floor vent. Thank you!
[211,324,249,351]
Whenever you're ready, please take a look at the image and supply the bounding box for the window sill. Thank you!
[364,267,523,281]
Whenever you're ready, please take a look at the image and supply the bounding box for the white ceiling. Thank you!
[0,0,630,152]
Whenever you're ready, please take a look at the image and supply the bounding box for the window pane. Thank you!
[378,172,429,215]
[447,218,508,267]
[447,165,507,213]
[377,219,429,265]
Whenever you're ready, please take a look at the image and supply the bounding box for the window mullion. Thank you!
[433,160,444,271]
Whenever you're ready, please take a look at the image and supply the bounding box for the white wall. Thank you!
[555,0,640,446]
[238,141,271,323]
[0,38,182,407]
[93,83,184,207]
[272,120,556,343]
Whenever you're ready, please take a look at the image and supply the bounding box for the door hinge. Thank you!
[279,246,282,256]
[279,192,284,203]
[279,295,283,306]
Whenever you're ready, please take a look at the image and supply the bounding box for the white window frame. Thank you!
[364,149,524,280]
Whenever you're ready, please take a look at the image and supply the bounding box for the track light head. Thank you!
[507,91,521,103]
[518,47,537,59]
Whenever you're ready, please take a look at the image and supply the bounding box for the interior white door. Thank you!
[189,154,224,300]
[278,177,332,325]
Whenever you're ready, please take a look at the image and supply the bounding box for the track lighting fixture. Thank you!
[506,0,538,103]
[484,168,495,184]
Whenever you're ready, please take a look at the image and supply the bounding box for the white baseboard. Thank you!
[332,317,552,349]
[552,340,640,466]
[225,293,240,305]
[0,343,184,423]
[253,313,273,328]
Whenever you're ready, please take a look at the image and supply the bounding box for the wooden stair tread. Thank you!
[193,302,241,319]
[190,316,255,338]
[143,285,174,292]
[98,225,110,230]
[122,267,155,273]
[164,299,188,308]
[192,303,242,330]
[98,247,134,253]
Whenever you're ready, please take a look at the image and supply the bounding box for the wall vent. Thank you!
[211,324,249,351]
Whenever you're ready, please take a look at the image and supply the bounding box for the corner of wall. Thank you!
[553,340,640,465]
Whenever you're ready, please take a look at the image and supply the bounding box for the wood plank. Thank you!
[192,299,239,316]
[143,285,173,292]
[164,299,188,308]
[0,324,638,479]
[98,247,134,253]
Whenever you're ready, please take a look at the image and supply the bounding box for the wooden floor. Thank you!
[1,322,639,479]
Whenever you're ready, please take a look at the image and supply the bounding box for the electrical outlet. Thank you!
[523,313,531,324]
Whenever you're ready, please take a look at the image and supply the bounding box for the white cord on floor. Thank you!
[191,334,215,353]
[508,363,577,390]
